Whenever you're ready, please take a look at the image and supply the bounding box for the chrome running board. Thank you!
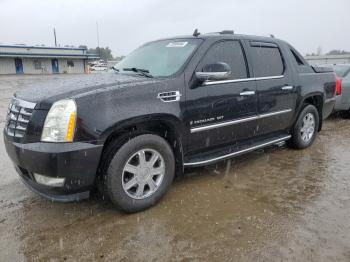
[184,135,291,167]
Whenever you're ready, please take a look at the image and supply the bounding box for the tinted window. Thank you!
[198,41,248,80]
[67,60,74,67]
[251,44,284,77]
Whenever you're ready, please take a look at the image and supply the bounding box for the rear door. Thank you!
[247,41,297,136]
[184,40,258,154]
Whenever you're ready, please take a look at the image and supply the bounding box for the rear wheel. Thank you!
[103,134,175,213]
[287,104,319,149]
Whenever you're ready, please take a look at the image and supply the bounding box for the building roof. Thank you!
[0,44,99,59]
[305,54,350,60]
[0,44,87,50]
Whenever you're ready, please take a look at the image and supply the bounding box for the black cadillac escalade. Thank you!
[4,31,336,212]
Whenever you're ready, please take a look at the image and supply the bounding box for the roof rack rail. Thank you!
[220,30,234,35]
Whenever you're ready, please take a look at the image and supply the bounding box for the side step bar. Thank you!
[184,135,291,167]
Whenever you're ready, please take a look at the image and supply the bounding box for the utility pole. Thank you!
[96,22,101,59]
[53,28,57,47]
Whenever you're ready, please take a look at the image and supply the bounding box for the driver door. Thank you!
[184,40,258,155]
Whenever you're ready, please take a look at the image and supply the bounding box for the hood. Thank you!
[14,73,158,108]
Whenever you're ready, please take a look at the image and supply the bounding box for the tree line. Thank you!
[306,48,350,56]
[78,45,124,61]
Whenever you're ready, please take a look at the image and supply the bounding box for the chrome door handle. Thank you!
[281,86,293,91]
[240,91,255,96]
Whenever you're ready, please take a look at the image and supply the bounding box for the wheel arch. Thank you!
[98,114,186,178]
[299,92,324,131]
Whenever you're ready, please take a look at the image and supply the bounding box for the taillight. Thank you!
[335,77,342,96]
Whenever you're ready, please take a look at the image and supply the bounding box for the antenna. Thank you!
[270,34,275,38]
[193,29,200,37]
[53,28,57,47]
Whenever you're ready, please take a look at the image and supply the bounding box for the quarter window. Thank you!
[290,48,305,66]
[67,60,74,67]
[198,41,248,80]
[33,59,42,70]
[250,44,284,77]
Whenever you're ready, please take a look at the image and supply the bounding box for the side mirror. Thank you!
[195,62,231,81]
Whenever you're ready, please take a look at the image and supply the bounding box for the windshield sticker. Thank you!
[166,42,188,48]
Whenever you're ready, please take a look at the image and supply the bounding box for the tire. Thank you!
[287,104,320,149]
[104,134,175,213]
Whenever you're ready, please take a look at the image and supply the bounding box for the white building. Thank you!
[0,45,98,75]
[305,54,350,66]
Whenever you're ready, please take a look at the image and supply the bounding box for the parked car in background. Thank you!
[91,64,108,72]
[322,64,350,113]
[4,31,336,213]
[90,60,108,72]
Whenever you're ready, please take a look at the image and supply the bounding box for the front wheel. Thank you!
[104,134,175,213]
[287,104,320,149]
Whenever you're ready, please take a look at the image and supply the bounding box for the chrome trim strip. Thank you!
[258,109,292,119]
[196,71,231,81]
[190,109,292,133]
[254,75,285,81]
[203,75,284,86]
[183,135,291,167]
[191,115,258,133]
[240,91,256,96]
[281,86,293,91]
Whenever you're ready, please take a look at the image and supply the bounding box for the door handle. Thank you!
[281,86,294,91]
[240,91,255,96]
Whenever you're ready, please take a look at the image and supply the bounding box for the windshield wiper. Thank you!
[123,67,153,78]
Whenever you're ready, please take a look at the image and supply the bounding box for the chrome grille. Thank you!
[5,98,36,138]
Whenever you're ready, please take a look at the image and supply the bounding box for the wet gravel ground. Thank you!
[0,75,350,261]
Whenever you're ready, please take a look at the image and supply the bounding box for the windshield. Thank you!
[114,39,202,77]
[333,65,350,78]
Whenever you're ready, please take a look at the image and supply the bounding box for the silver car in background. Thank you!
[323,64,350,113]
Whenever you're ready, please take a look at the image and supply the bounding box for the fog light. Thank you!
[34,174,65,187]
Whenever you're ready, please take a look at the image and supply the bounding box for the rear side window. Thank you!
[250,43,284,77]
[290,48,305,66]
[198,40,248,80]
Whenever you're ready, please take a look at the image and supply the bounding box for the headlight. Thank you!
[41,99,77,142]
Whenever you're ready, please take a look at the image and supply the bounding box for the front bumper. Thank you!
[4,133,103,202]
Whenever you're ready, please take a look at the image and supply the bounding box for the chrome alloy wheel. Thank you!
[122,148,165,200]
[300,113,315,143]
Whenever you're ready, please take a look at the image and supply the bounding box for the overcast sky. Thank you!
[0,0,349,56]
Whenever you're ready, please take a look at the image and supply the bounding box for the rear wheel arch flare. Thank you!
[300,94,324,131]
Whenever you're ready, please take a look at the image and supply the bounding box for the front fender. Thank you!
[99,113,186,142]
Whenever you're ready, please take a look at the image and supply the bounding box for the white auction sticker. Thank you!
[166,42,188,48]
